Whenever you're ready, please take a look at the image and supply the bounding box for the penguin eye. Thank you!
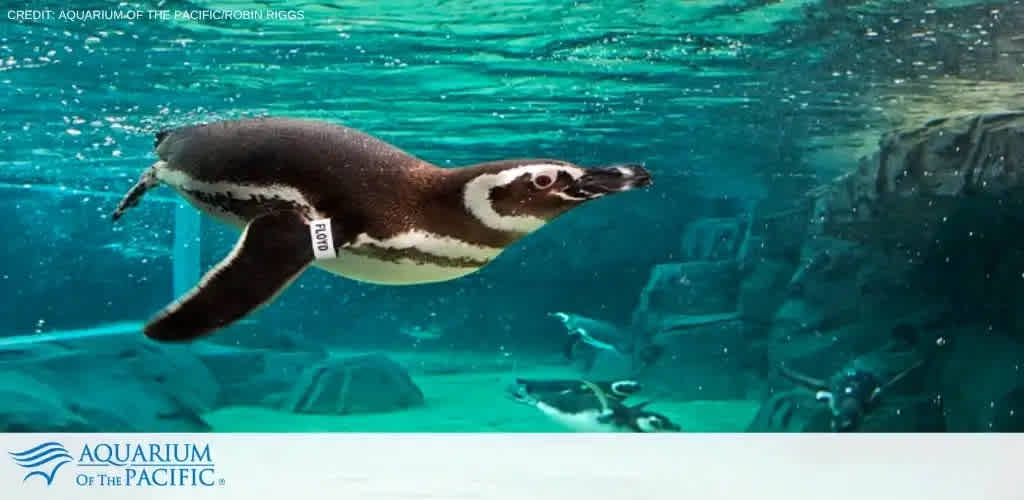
[532,174,555,189]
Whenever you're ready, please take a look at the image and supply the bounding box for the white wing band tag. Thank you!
[309,218,336,260]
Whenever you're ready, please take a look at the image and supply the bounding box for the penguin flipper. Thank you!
[144,210,316,342]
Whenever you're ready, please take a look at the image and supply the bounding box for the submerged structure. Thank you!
[1,1,1022,432]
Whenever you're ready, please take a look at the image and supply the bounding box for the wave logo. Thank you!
[8,442,72,486]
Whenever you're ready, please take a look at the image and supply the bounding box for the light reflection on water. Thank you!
[0,0,1020,201]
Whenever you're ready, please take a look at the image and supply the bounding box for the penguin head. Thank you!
[461,160,652,234]
[821,370,882,432]
[633,412,681,432]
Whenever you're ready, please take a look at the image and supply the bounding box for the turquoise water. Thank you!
[1,1,1023,432]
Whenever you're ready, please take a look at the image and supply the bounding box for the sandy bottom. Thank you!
[204,352,760,432]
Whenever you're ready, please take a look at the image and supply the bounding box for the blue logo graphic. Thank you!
[8,441,224,488]
[9,442,72,485]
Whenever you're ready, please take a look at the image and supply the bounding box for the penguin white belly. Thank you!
[313,230,504,285]
[581,335,620,353]
[536,402,621,433]
[312,251,482,285]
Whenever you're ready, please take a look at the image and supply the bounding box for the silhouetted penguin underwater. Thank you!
[112,117,652,342]
[775,325,927,432]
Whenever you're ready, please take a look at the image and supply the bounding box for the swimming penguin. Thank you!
[550,312,632,358]
[777,357,924,432]
[508,377,680,432]
[549,312,665,371]
[111,117,652,342]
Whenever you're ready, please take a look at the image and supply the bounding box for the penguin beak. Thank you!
[571,164,652,197]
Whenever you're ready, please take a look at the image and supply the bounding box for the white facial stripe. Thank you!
[615,167,634,178]
[157,168,324,219]
[349,230,503,262]
[816,390,836,414]
[463,163,585,233]
[553,191,589,201]
[611,381,636,394]
[506,163,585,181]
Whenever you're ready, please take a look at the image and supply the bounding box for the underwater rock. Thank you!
[68,334,219,413]
[811,110,1024,247]
[0,365,211,432]
[634,211,759,337]
[0,332,218,431]
[115,339,220,413]
[21,337,218,432]
[763,230,936,372]
[741,205,810,266]
[50,370,212,432]
[0,371,89,432]
[680,216,747,261]
[632,261,740,334]
[194,344,327,407]
[932,329,1024,432]
[638,319,756,401]
[746,390,822,432]
[280,353,424,415]
[736,259,794,324]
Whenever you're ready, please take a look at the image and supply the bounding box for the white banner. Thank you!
[0,433,1016,500]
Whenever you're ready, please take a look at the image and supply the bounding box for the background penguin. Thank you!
[549,312,665,373]
[775,324,928,432]
[508,377,680,432]
[111,117,652,342]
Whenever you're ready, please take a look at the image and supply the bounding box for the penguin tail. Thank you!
[111,162,163,222]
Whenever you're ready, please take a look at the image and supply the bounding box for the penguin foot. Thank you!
[112,162,161,222]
